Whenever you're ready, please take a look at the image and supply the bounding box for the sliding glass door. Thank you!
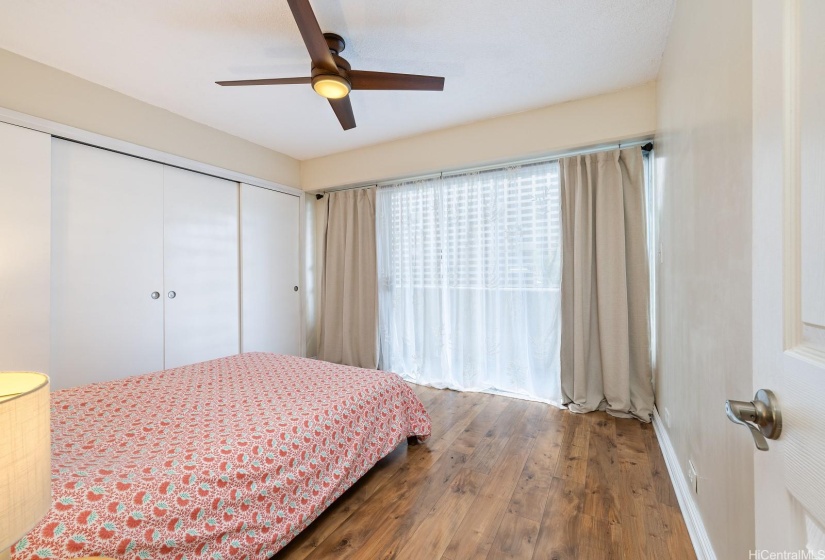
[376,161,562,404]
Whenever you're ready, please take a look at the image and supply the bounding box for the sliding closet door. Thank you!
[240,184,301,355]
[51,139,165,389]
[163,166,240,368]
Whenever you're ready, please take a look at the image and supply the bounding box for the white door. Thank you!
[239,184,301,355]
[163,166,240,368]
[51,140,165,388]
[753,0,825,553]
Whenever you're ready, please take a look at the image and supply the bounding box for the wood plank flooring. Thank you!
[274,385,696,560]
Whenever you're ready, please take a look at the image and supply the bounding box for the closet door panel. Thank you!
[163,166,239,368]
[51,139,165,389]
[240,184,301,355]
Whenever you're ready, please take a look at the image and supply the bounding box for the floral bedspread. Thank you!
[13,353,431,559]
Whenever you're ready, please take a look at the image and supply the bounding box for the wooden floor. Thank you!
[274,385,696,560]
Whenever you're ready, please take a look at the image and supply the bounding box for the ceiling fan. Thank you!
[216,0,445,131]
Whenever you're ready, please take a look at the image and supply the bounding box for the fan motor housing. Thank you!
[312,36,351,83]
[323,33,346,55]
[312,59,350,83]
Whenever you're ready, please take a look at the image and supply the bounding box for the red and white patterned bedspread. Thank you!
[13,353,431,559]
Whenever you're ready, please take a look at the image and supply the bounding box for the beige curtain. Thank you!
[317,187,379,369]
[560,147,654,421]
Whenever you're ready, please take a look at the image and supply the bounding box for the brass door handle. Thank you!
[725,389,782,451]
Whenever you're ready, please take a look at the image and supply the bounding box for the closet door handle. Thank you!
[150,291,160,300]
[168,291,176,299]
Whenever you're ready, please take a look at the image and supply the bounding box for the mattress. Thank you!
[12,353,431,559]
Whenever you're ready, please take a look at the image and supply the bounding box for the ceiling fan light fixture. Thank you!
[312,74,351,99]
[218,2,445,129]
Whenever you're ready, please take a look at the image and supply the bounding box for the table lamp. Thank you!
[0,372,51,560]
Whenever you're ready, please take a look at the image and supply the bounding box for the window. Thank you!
[376,161,562,403]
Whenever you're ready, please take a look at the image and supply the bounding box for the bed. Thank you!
[12,352,432,559]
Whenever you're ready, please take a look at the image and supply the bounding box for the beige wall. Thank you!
[0,46,655,193]
[302,85,656,358]
[655,0,754,557]
[0,49,300,187]
[300,82,656,191]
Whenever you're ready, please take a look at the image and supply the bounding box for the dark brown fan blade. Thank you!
[328,96,356,130]
[216,77,311,86]
[349,70,445,91]
[286,0,337,74]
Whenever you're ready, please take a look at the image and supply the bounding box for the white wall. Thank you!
[0,48,300,188]
[655,0,755,557]
[300,82,657,190]
[0,123,51,374]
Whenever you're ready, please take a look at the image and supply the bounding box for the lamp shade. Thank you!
[0,372,51,552]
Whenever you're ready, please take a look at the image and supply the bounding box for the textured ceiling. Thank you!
[0,0,674,160]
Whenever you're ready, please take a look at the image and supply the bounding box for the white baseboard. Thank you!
[652,407,717,560]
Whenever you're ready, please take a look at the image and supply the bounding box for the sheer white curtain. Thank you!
[376,162,562,404]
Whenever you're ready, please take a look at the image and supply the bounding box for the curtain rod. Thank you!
[313,138,653,199]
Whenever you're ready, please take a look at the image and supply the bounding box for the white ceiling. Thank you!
[0,0,674,160]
